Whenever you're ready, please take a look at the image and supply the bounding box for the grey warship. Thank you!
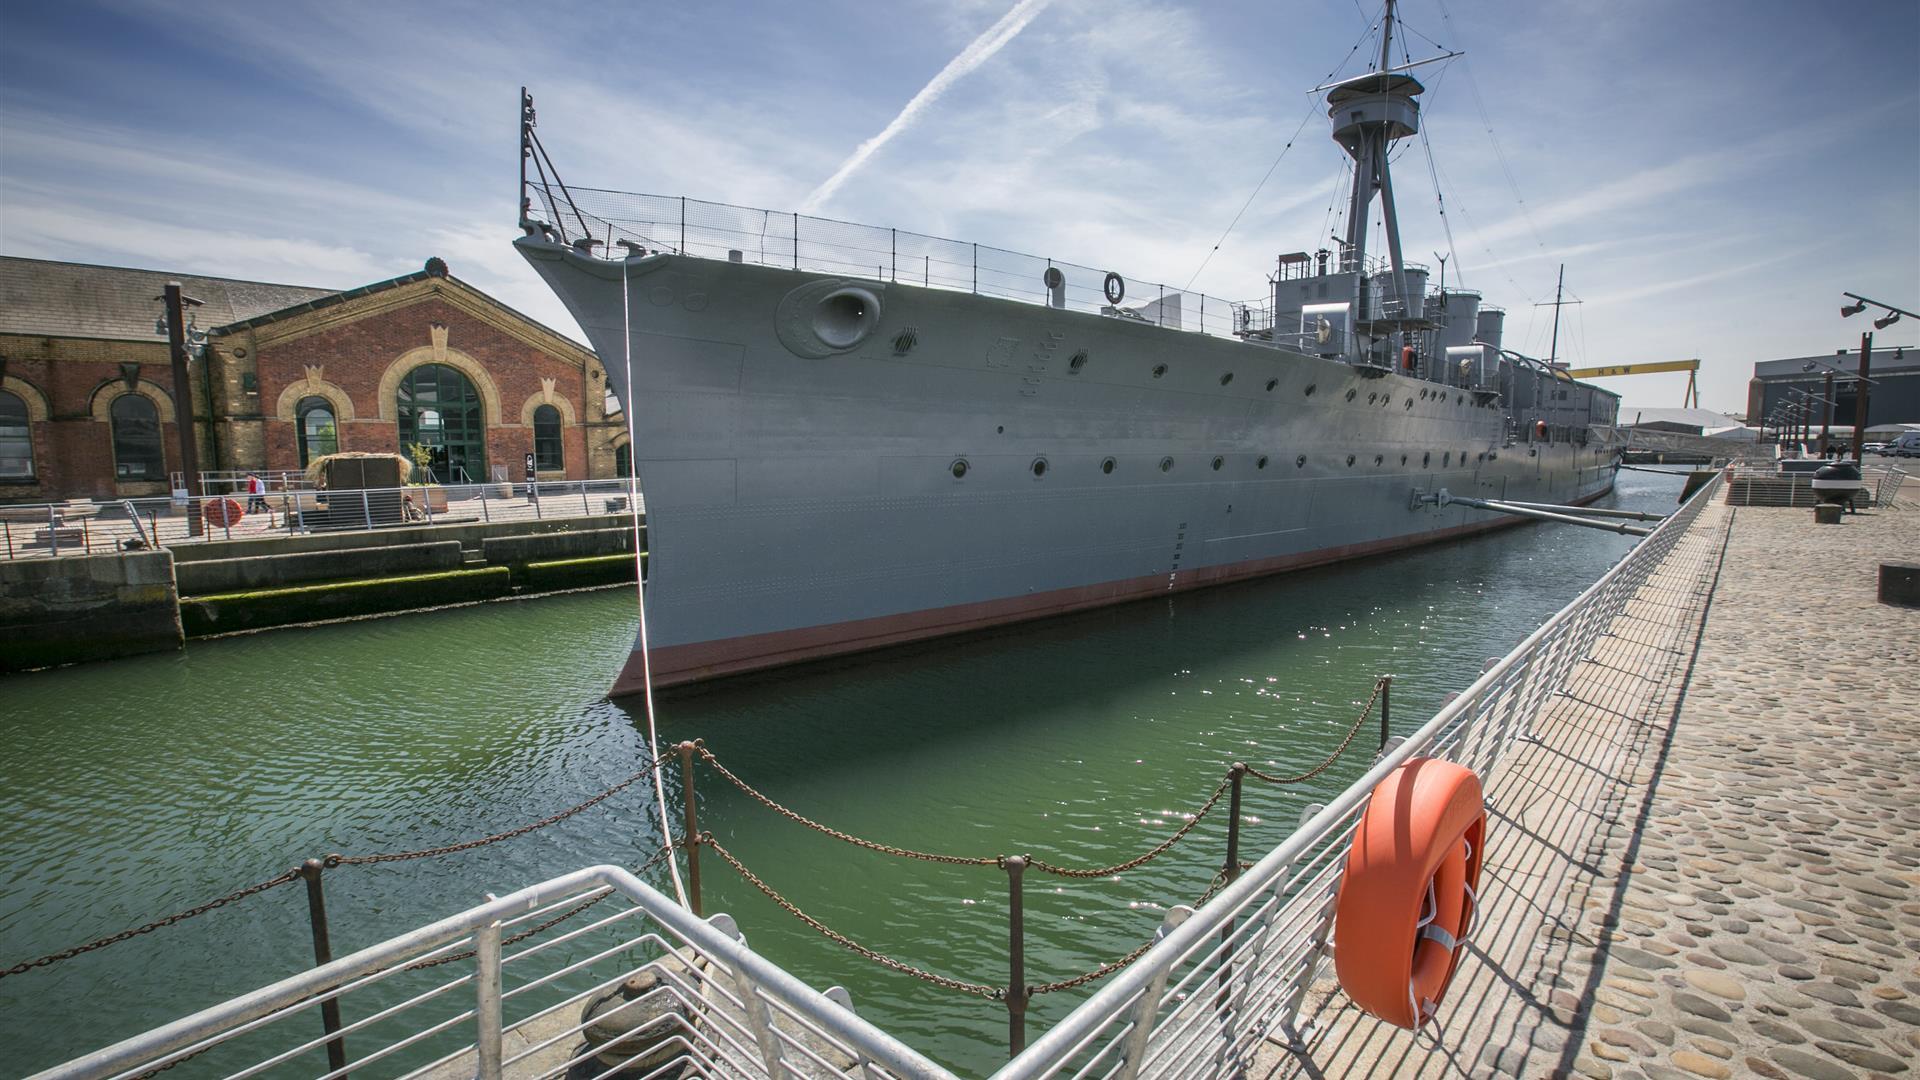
[515,1,1622,694]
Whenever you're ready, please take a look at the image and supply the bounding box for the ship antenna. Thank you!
[519,88,593,242]
[622,253,690,911]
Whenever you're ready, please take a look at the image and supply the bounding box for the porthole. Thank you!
[1304,384,1317,397]
[1152,363,1168,379]
[951,459,969,479]
[1400,454,1408,466]
[997,425,1004,434]
[1069,350,1089,373]
[1220,372,1234,386]
[1367,392,1378,404]
[1211,455,1224,471]
[1443,452,1451,467]
[1295,455,1307,469]
[1032,457,1049,478]
[1404,398,1414,410]
[1159,456,1174,473]
[1423,452,1431,468]
[1346,454,1356,467]
[1101,457,1116,474]
[1345,388,1358,402]
[1381,396,1390,407]
[1420,389,1429,400]
[1265,378,1279,392]
[1374,454,1384,466]
[1256,455,1269,469]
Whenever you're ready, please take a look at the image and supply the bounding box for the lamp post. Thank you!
[1839,292,1915,462]
[156,285,207,535]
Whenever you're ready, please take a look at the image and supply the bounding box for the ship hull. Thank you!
[516,239,1618,692]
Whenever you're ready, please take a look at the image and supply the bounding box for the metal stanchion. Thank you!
[1378,675,1392,750]
[360,490,372,531]
[299,859,349,1075]
[1004,854,1029,1057]
[47,506,59,557]
[677,741,702,916]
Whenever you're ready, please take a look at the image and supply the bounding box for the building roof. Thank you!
[0,257,338,342]
[1620,407,1757,438]
[1754,347,1916,380]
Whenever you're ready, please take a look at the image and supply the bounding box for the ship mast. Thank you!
[1328,0,1423,359]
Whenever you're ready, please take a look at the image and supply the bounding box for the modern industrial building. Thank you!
[0,257,631,503]
[1746,345,1917,443]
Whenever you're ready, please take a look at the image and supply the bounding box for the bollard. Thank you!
[1003,854,1029,1058]
[299,859,349,1075]
[1378,675,1392,750]
[677,741,702,916]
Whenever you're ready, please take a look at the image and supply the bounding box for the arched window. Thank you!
[533,403,563,471]
[296,396,338,467]
[396,365,485,483]
[0,390,33,482]
[111,394,165,481]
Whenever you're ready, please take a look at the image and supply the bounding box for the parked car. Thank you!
[1890,432,1920,457]
[1864,442,1890,454]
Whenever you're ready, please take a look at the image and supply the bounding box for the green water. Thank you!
[0,469,1686,1075]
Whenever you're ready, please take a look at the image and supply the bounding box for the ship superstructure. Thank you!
[515,1,1621,693]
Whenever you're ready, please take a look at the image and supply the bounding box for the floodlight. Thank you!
[1841,300,1867,317]
[1874,311,1901,330]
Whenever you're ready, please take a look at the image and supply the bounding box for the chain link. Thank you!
[695,747,998,867]
[1026,775,1235,879]
[1,868,301,980]
[701,833,1004,999]
[1243,678,1384,786]
[330,750,670,867]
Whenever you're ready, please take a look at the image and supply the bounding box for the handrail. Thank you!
[991,469,1725,1078]
[36,866,956,1080]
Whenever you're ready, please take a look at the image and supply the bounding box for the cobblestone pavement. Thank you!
[1257,498,1918,1079]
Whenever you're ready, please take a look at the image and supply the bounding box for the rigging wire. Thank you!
[1178,7,1383,291]
[1433,0,1549,256]
[622,256,689,912]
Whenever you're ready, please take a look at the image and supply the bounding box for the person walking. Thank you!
[245,472,274,525]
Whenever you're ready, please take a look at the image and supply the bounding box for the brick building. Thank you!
[0,256,629,502]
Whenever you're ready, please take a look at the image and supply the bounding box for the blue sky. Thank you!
[2,0,1915,413]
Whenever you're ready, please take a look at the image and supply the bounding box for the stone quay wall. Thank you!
[0,551,182,672]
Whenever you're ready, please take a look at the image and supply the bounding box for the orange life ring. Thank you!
[1534,419,1549,441]
[1401,345,1417,371]
[201,497,245,529]
[1333,756,1485,1030]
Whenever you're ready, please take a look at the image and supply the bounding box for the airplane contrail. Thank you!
[798,0,1054,214]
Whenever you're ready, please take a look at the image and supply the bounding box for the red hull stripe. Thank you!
[613,487,1612,695]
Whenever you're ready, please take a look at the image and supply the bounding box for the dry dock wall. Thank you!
[174,541,465,595]
[0,551,183,672]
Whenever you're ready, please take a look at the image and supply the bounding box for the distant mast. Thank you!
[1326,0,1426,360]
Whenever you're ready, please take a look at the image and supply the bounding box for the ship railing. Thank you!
[36,864,955,1080]
[988,469,1727,1080]
[0,478,644,560]
[527,187,1260,342]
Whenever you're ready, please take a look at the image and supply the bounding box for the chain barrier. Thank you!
[1242,678,1384,786]
[329,750,672,867]
[701,832,1006,999]
[1026,775,1235,879]
[694,745,999,867]
[405,845,679,972]
[0,868,301,980]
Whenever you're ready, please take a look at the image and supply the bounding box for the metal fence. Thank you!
[529,188,1260,342]
[989,469,1725,1079]
[28,476,1726,1079]
[0,480,644,560]
[38,865,952,1080]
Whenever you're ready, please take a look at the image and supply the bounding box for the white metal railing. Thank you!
[987,470,1725,1080]
[172,469,316,495]
[529,188,1266,342]
[0,480,644,560]
[36,866,955,1080]
[32,475,1727,1079]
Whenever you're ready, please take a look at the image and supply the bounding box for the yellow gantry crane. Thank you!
[1562,359,1701,408]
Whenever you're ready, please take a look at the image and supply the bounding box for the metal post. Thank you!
[1004,854,1029,1057]
[531,481,542,519]
[81,515,90,553]
[299,859,349,1075]
[793,212,799,270]
[163,283,205,537]
[422,488,434,524]
[1278,802,1329,1037]
[580,484,590,517]
[1853,332,1872,463]
[223,505,232,542]
[924,255,929,286]
[891,229,896,282]
[1820,369,1834,455]
[1379,675,1392,750]
[680,196,686,254]
[677,741,702,916]
[1223,765,1245,885]
[474,919,503,1080]
[479,484,491,522]
[4,521,11,559]
[149,511,161,548]
[972,244,978,293]
[359,490,371,530]
[1115,906,1193,1080]
[47,505,59,557]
